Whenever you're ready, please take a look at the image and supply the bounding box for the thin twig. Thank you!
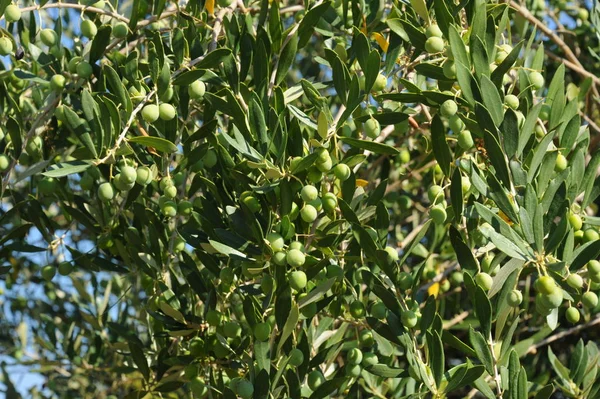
[5,3,130,23]
[508,1,581,68]
[526,314,600,354]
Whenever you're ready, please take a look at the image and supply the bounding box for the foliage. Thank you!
[1,0,600,398]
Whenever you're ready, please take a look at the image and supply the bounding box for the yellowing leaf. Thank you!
[371,32,389,53]
[206,0,215,16]
[356,179,369,187]
[428,282,440,298]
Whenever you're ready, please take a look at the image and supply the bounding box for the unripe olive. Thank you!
[568,212,583,231]
[507,290,523,307]
[346,364,361,377]
[316,157,332,173]
[349,300,365,318]
[367,301,387,319]
[425,36,445,53]
[0,37,13,56]
[566,307,580,324]
[120,165,137,184]
[288,270,307,290]
[442,61,456,79]
[362,352,378,367]
[428,185,444,204]
[288,348,304,366]
[358,329,374,347]
[81,20,98,39]
[384,246,399,263]
[97,182,115,202]
[4,5,21,23]
[300,204,318,223]
[588,260,600,274]
[425,24,443,38]
[136,166,153,185]
[537,276,558,295]
[50,74,66,91]
[159,103,176,120]
[266,232,285,252]
[567,273,584,289]
[188,80,206,99]
[401,310,418,328]
[76,62,93,79]
[398,272,413,291]
[141,104,160,123]
[40,29,59,47]
[161,200,177,217]
[440,100,458,117]
[555,153,568,172]
[455,130,473,150]
[372,73,387,92]
[449,115,465,132]
[253,322,271,341]
[307,370,325,390]
[301,185,318,202]
[529,71,544,90]
[540,290,563,308]
[475,272,493,291]
[223,320,242,338]
[206,309,222,326]
[583,229,600,243]
[322,192,338,213]
[178,201,193,217]
[58,261,73,276]
[41,265,56,281]
[504,94,519,110]
[112,21,128,38]
[364,118,381,139]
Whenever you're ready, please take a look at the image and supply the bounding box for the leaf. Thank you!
[409,0,430,22]
[365,364,406,377]
[427,330,444,387]
[480,76,503,126]
[297,2,331,48]
[483,129,511,190]
[90,25,112,63]
[479,223,528,260]
[104,65,132,114]
[195,48,232,69]
[308,378,346,399]
[42,161,91,177]
[501,109,519,159]
[431,115,453,176]
[339,137,399,155]
[488,258,524,298]
[277,304,299,354]
[491,41,524,87]
[276,33,298,85]
[298,278,335,309]
[449,226,478,270]
[129,136,178,153]
[469,327,494,376]
[128,341,150,381]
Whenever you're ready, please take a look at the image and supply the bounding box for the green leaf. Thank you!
[275,33,298,85]
[128,136,178,153]
[42,161,91,177]
[469,327,494,376]
[298,2,331,48]
[427,330,444,387]
[63,107,98,158]
[104,65,132,115]
[277,304,299,353]
[488,258,524,298]
[431,115,453,176]
[365,364,406,378]
[409,0,429,22]
[128,341,150,381]
[449,226,478,270]
[339,137,399,155]
[483,129,511,190]
[298,278,335,309]
[491,41,524,87]
[480,76,503,126]
[501,109,519,159]
[479,223,528,260]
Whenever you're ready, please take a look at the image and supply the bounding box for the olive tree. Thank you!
[2,0,600,398]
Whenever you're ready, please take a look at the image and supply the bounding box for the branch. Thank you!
[526,314,600,355]
[8,3,130,23]
[508,1,581,69]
